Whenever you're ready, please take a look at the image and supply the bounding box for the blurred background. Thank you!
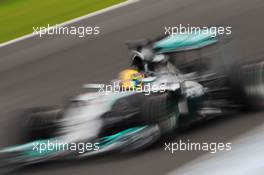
[0,0,264,174]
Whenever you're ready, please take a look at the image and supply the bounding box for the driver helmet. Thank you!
[119,69,144,89]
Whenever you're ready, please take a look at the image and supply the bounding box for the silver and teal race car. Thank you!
[1,30,263,172]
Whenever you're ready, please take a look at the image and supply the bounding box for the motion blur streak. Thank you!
[167,114,264,175]
[0,0,264,174]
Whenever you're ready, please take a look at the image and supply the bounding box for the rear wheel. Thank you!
[229,59,264,109]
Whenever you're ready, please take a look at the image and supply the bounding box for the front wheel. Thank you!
[22,106,63,141]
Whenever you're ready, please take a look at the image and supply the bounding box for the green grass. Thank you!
[0,0,125,44]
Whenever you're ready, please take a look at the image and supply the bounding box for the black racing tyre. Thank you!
[23,106,63,141]
[229,58,264,109]
[141,93,176,124]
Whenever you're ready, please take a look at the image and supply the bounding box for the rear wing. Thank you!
[153,28,219,54]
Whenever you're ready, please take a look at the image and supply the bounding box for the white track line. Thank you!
[0,0,140,48]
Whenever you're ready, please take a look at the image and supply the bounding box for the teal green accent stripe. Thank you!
[153,28,219,53]
[98,126,147,148]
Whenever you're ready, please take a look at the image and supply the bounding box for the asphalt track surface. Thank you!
[0,0,264,174]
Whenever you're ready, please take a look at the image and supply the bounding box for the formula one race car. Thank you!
[1,30,263,171]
